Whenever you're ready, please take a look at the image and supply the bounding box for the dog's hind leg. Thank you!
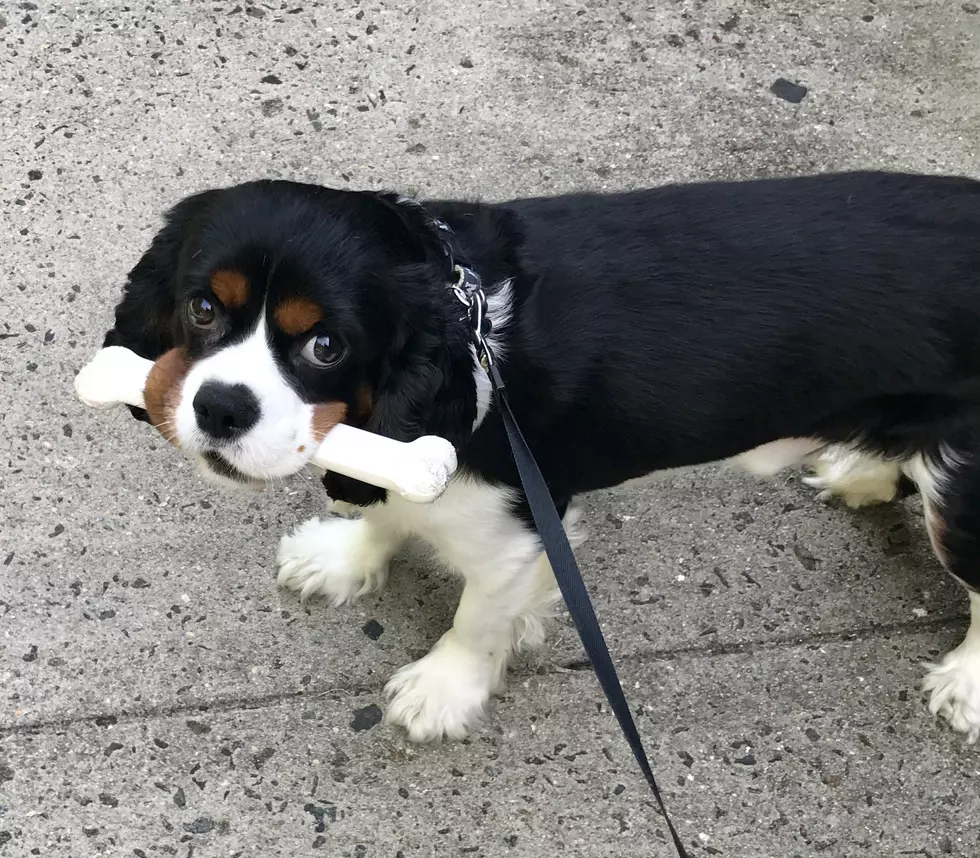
[905,441,980,742]
[803,444,903,508]
[510,502,590,650]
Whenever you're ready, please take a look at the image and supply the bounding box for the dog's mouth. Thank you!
[200,450,260,486]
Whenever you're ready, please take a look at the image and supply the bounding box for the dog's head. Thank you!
[104,181,481,503]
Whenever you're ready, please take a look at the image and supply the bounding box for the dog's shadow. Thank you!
[310,475,969,686]
[793,479,967,631]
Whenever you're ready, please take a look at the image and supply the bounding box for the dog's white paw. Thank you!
[923,642,980,744]
[276,516,390,605]
[384,634,501,742]
[803,446,900,509]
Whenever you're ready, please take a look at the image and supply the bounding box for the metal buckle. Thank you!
[450,264,471,306]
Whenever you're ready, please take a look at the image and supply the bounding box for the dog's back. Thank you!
[459,172,980,480]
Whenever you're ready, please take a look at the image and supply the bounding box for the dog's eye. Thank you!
[300,332,347,368]
[187,296,217,328]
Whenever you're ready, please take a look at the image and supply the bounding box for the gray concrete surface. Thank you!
[2,1,979,855]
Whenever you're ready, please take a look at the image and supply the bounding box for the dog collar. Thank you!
[434,219,495,369]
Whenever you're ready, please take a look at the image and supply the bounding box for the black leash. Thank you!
[437,230,689,856]
[489,363,690,858]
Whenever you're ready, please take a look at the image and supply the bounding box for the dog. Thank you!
[102,171,980,743]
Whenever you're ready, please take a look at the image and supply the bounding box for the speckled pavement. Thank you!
[2,2,979,856]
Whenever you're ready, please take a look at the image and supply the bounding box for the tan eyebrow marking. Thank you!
[274,297,324,336]
[210,269,250,308]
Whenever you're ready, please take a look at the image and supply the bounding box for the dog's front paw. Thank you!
[276,516,390,605]
[385,634,502,742]
[923,641,980,743]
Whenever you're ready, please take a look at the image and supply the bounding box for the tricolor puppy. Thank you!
[103,172,980,743]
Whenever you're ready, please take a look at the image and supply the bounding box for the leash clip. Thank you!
[451,264,495,370]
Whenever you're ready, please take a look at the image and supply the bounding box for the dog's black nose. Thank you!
[193,382,260,440]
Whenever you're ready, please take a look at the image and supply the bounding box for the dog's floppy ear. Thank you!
[323,328,478,506]
[103,189,220,357]
[368,332,477,443]
[323,284,479,506]
[102,190,220,422]
[322,191,492,506]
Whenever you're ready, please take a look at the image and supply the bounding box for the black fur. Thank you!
[106,171,980,587]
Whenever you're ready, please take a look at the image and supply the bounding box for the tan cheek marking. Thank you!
[210,269,250,308]
[355,383,374,424]
[144,348,191,447]
[311,402,348,443]
[275,297,323,336]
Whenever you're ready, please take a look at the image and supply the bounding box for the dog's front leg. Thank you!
[384,485,582,742]
[384,536,543,742]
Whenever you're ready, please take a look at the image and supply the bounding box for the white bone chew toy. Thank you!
[74,346,457,503]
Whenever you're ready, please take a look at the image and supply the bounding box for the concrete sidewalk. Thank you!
[2,1,979,855]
